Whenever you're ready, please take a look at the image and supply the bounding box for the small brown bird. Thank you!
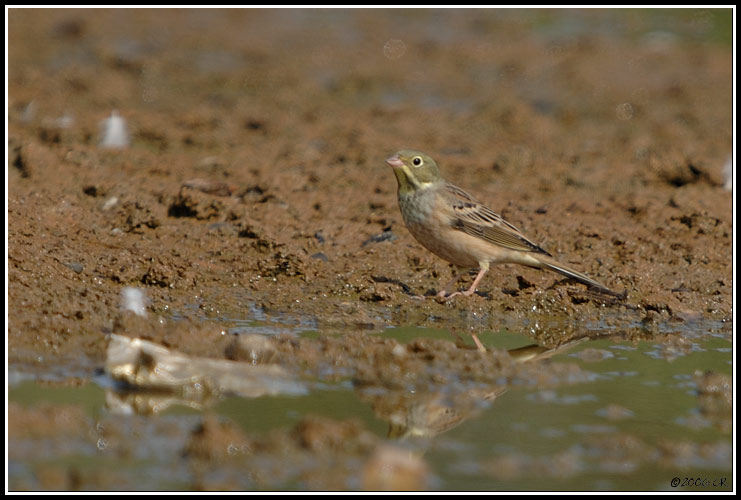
[386,149,624,300]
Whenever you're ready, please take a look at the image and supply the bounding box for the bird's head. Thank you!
[385,150,442,194]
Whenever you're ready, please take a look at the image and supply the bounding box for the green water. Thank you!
[8,326,733,491]
[420,335,732,491]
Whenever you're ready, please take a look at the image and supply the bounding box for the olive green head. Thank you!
[385,150,443,194]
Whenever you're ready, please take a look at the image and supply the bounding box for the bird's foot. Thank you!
[436,290,459,302]
[437,286,479,300]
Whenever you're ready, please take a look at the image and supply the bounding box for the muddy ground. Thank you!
[7,8,734,491]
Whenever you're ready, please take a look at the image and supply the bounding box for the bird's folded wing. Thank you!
[444,184,552,256]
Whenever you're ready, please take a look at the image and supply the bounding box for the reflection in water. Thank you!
[362,337,590,440]
[104,331,590,434]
[103,334,306,415]
[12,329,732,491]
[105,389,212,415]
[103,331,589,431]
[382,386,509,440]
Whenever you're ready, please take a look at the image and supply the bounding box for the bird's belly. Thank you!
[404,220,481,268]
[399,190,491,268]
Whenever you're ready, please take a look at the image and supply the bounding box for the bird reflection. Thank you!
[362,337,590,440]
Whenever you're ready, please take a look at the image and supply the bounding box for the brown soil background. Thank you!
[8,9,733,378]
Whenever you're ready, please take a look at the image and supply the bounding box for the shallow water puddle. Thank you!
[8,322,733,491]
[412,333,732,491]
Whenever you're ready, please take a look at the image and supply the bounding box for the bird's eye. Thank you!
[412,156,423,166]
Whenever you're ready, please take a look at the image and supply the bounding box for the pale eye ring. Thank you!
[412,156,423,166]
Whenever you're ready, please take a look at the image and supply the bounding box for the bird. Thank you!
[385,149,624,301]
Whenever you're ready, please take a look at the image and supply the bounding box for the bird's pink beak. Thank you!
[385,154,404,168]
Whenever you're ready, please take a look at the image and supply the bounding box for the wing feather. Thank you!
[444,184,552,256]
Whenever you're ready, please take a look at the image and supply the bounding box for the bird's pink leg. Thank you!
[443,264,489,300]
[471,333,486,352]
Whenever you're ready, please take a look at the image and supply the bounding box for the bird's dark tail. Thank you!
[536,255,626,299]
